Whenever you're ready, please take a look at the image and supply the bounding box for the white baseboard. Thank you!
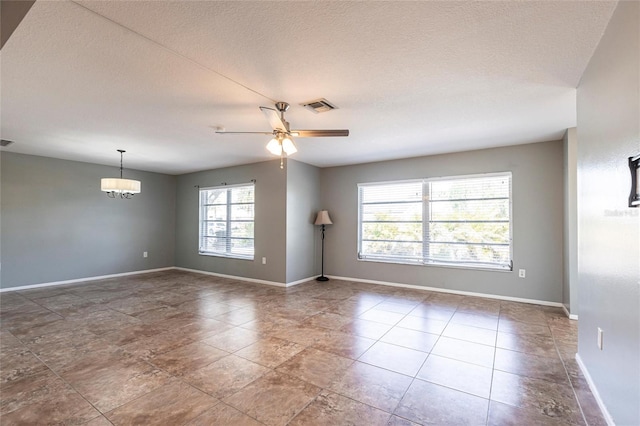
[286,276,317,287]
[175,267,287,287]
[562,304,579,320]
[175,267,314,288]
[1,266,315,293]
[1,267,565,309]
[0,267,175,293]
[327,275,564,308]
[575,353,615,426]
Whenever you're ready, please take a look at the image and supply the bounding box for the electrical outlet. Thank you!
[143,251,148,258]
[597,327,604,350]
[262,257,267,265]
[518,269,526,278]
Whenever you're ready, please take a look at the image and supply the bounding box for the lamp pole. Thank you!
[314,210,332,282]
[318,223,329,281]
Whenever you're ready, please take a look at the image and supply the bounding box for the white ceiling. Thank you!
[0,1,617,175]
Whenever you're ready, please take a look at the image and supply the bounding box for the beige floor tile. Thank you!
[431,336,495,367]
[488,400,584,426]
[496,331,559,358]
[396,315,448,334]
[417,354,493,398]
[289,390,391,425]
[202,326,262,352]
[105,380,218,425]
[387,415,422,425]
[450,311,499,330]
[300,311,353,330]
[223,371,321,426]
[494,347,568,382]
[491,370,583,423]
[275,347,354,388]
[327,361,413,412]
[407,304,456,321]
[0,345,50,384]
[358,308,405,325]
[234,336,306,368]
[149,341,229,376]
[186,402,263,426]
[358,341,428,377]
[394,379,489,425]
[1,370,100,423]
[59,357,172,413]
[497,318,552,336]
[339,318,393,340]
[311,330,376,359]
[183,354,269,399]
[442,322,497,346]
[0,271,600,425]
[380,327,439,352]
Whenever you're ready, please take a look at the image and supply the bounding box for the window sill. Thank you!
[199,252,254,261]
[357,257,512,272]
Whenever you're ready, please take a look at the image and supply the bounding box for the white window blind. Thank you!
[358,173,512,270]
[199,183,255,259]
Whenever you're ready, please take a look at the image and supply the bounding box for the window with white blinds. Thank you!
[358,173,512,270]
[199,183,254,259]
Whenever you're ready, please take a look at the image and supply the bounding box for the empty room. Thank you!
[1,1,638,425]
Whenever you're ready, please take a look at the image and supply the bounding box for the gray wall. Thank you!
[0,152,176,289]
[320,141,564,302]
[285,160,321,283]
[576,1,639,424]
[174,159,287,283]
[563,127,578,316]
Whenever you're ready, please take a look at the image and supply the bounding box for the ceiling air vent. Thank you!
[301,98,338,114]
[0,139,14,147]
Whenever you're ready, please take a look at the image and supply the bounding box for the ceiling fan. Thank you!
[216,102,349,168]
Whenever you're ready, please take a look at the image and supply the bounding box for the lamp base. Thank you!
[316,276,329,282]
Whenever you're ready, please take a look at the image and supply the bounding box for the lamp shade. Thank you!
[266,138,282,155]
[101,178,141,194]
[314,210,333,225]
[281,137,297,155]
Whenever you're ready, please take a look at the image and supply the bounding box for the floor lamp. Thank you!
[314,210,333,281]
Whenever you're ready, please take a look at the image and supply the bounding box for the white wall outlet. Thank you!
[518,269,526,278]
[143,251,148,258]
[597,327,604,350]
[262,257,267,265]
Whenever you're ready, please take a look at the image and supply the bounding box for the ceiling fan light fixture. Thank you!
[225,101,349,167]
[282,137,297,155]
[266,138,282,155]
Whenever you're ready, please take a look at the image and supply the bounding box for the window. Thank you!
[199,183,255,259]
[358,173,512,270]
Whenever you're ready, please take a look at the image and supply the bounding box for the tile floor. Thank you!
[0,270,605,425]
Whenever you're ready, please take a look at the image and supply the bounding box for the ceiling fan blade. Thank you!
[216,131,274,135]
[291,129,350,138]
[260,106,288,132]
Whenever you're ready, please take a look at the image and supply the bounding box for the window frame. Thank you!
[198,182,255,260]
[357,172,513,271]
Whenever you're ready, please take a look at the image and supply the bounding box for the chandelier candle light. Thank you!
[314,210,333,281]
[101,149,141,198]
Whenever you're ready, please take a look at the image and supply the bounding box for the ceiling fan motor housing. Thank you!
[275,102,290,113]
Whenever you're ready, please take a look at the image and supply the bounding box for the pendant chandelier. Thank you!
[101,149,141,198]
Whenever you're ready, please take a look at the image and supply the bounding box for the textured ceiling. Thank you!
[0,1,617,174]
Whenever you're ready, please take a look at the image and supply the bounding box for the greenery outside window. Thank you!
[357,173,512,270]
[199,183,255,259]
